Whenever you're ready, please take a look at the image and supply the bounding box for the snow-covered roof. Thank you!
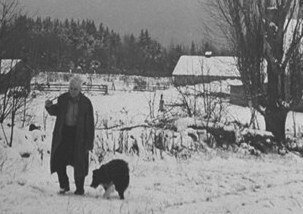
[172,55,240,77]
[0,59,21,75]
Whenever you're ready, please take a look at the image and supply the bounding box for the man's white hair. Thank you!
[69,76,83,90]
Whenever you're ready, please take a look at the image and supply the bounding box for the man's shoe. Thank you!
[74,189,84,195]
[58,186,70,194]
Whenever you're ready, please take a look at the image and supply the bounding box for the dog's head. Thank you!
[90,165,109,188]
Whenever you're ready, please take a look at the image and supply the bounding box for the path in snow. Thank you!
[1,152,303,214]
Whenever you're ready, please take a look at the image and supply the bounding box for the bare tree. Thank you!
[206,0,303,143]
[0,62,29,147]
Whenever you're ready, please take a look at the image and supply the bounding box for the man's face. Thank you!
[69,85,80,98]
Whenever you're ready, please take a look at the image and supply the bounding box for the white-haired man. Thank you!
[45,76,94,195]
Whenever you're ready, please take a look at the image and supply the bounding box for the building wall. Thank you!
[173,75,239,86]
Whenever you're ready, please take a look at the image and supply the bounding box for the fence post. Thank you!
[104,85,108,95]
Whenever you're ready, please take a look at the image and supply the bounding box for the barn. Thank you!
[172,55,240,86]
[0,59,33,94]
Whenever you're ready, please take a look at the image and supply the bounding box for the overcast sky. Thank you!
[22,0,221,47]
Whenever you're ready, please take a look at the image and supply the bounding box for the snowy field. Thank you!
[1,75,303,213]
[2,149,303,214]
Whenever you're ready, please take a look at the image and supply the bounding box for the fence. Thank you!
[31,83,108,94]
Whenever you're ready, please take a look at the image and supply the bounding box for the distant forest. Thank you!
[1,16,232,77]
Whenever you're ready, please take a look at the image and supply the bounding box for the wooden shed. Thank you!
[230,83,268,107]
[230,84,247,106]
[0,59,33,94]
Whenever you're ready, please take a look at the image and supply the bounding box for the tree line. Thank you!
[1,15,231,77]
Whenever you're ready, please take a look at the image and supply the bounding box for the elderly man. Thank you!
[45,76,94,195]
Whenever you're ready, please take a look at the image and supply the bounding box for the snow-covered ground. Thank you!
[2,145,303,214]
[1,74,303,213]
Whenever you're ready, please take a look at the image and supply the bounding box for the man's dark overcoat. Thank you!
[46,92,94,177]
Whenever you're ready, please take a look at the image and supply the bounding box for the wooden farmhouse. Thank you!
[172,55,268,107]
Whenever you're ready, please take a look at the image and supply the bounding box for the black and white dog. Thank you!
[90,159,129,199]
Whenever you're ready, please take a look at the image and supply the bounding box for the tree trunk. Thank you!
[264,108,288,144]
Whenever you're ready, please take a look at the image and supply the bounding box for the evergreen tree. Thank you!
[190,41,196,55]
